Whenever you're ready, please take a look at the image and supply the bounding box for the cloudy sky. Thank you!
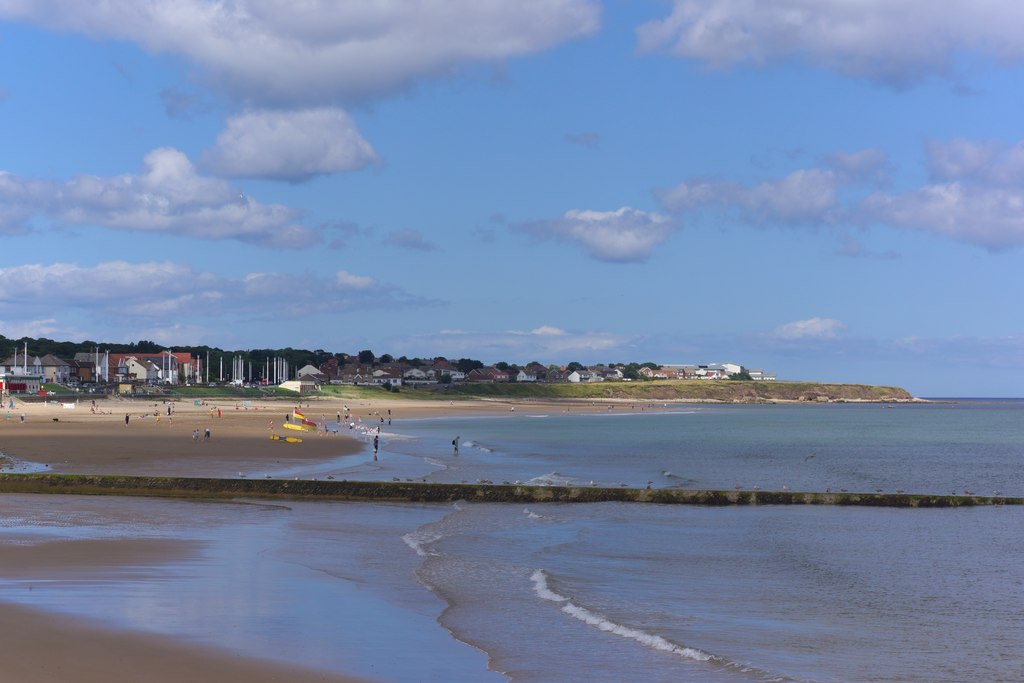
[1,1,1023,396]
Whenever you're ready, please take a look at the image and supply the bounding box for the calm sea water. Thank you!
[341,400,1024,497]
[1,402,1022,681]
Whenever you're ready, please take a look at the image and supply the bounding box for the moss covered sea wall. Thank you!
[0,474,1017,508]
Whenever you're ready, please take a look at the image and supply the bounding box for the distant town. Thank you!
[0,339,776,395]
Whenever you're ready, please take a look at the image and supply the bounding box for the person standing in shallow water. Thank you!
[453,435,460,456]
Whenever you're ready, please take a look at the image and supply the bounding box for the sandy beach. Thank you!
[0,396,425,682]
[0,395,615,476]
[0,601,369,683]
[0,394,618,682]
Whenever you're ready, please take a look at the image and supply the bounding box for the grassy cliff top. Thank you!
[317,379,914,403]
[44,379,912,403]
[438,379,913,402]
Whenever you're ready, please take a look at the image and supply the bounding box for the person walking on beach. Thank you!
[124,413,129,426]
[204,427,211,442]
[453,435,460,456]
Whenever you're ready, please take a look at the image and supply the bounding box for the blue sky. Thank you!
[1,1,1023,397]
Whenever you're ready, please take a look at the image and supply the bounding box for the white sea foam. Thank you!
[424,457,449,470]
[462,441,494,453]
[530,569,568,603]
[527,472,573,487]
[530,569,713,663]
[523,508,542,520]
[379,431,415,441]
[402,530,443,557]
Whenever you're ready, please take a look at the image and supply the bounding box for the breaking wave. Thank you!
[402,529,443,557]
[530,569,713,662]
[529,569,793,680]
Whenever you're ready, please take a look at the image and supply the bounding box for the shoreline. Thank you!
[0,602,369,683]
[0,394,992,682]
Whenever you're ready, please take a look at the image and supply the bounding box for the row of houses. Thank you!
[299,359,776,389]
[650,364,776,381]
[0,351,197,391]
[0,347,776,395]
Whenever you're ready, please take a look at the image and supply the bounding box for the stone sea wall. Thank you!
[0,474,1016,508]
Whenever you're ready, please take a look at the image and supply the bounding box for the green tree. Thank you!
[456,358,484,373]
[132,340,163,353]
[357,349,375,365]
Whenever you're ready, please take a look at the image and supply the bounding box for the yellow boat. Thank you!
[283,422,315,432]
[269,434,303,444]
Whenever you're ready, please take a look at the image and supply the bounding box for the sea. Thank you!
[1,400,1022,682]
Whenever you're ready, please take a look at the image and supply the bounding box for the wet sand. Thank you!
[0,394,610,682]
[0,602,367,683]
[0,525,370,682]
[0,395,612,476]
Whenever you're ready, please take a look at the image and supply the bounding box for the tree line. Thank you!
[0,335,671,379]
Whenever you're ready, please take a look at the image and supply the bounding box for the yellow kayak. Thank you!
[283,422,315,432]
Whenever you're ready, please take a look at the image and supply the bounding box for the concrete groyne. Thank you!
[0,474,1019,508]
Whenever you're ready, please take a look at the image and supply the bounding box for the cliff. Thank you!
[437,380,914,403]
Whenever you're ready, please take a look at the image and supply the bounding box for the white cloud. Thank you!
[517,206,676,262]
[637,0,1024,85]
[0,148,319,246]
[771,317,847,341]
[862,183,1024,251]
[822,149,889,181]
[531,326,567,336]
[203,108,379,181]
[0,318,63,339]
[336,270,376,289]
[0,1,601,104]
[925,138,1024,184]
[0,261,205,305]
[657,168,840,225]
[656,140,1024,251]
[0,171,55,233]
[0,261,423,327]
[863,138,1024,251]
[383,229,438,252]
